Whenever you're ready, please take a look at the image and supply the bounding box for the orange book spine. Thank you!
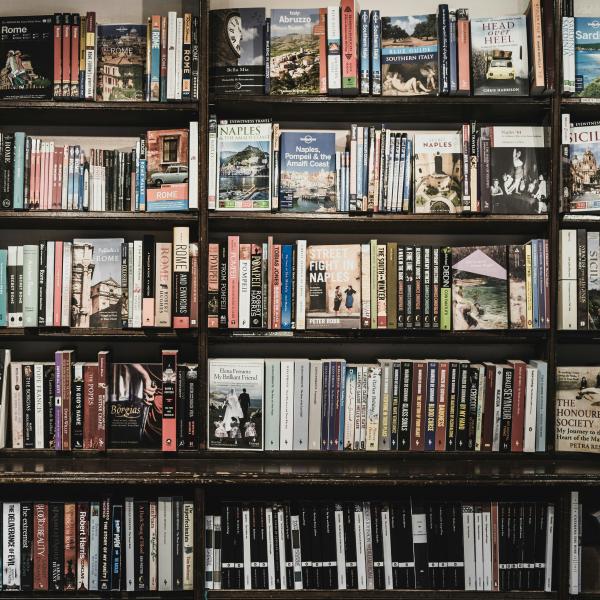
[62,15,71,97]
[227,236,239,328]
[189,242,199,328]
[161,349,178,452]
[53,241,63,326]
[457,18,471,95]
[271,244,282,330]
[53,14,62,98]
[530,0,545,92]
[316,8,328,94]
[340,0,358,95]
[70,15,80,97]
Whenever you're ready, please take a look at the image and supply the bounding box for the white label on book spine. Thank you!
[242,508,251,589]
[545,504,554,592]
[34,363,44,448]
[381,506,393,590]
[3,502,20,589]
[265,508,275,589]
[334,507,347,590]
[279,360,295,450]
[569,491,579,595]
[462,505,476,591]
[183,502,194,590]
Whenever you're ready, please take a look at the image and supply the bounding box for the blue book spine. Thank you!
[150,20,161,101]
[359,10,370,95]
[67,146,75,209]
[538,239,546,329]
[13,132,25,210]
[138,160,147,211]
[280,244,293,330]
[338,362,346,450]
[370,11,381,95]
[73,146,81,210]
[321,361,330,450]
[0,249,7,326]
[531,240,539,329]
[425,362,437,451]
[449,13,458,93]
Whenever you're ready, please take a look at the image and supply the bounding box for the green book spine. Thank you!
[440,246,452,331]
[12,132,25,210]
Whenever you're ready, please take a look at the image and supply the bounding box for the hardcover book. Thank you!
[556,366,600,453]
[145,129,189,211]
[96,24,146,101]
[381,14,438,96]
[470,16,529,96]
[71,239,124,329]
[108,363,162,448]
[209,8,265,95]
[216,121,271,210]
[575,18,600,97]
[413,130,463,213]
[269,9,321,95]
[279,131,336,212]
[0,16,53,99]
[451,245,508,330]
[208,358,264,450]
[305,244,361,329]
[488,126,549,214]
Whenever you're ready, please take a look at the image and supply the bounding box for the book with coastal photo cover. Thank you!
[451,245,508,330]
[413,130,463,213]
[508,244,527,329]
[208,358,264,450]
[575,17,600,97]
[306,244,361,329]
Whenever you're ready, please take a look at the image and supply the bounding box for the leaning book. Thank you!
[216,120,271,210]
[556,366,600,453]
[470,16,529,96]
[71,238,125,329]
[208,358,264,450]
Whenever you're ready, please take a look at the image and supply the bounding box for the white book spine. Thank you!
[238,250,251,329]
[34,363,44,448]
[264,359,281,450]
[562,17,575,94]
[125,497,135,591]
[326,7,342,91]
[61,146,69,210]
[354,506,366,590]
[265,508,276,589]
[133,240,143,328]
[3,502,20,589]
[361,244,370,327]
[559,229,577,329]
[293,359,309,450]
[344,366,356,450]
[531,360,547,452]
[208,119,217,210]
[474,508,483,590]
[290,514,303,590]
[175,18,183,100]
[45,241,54,327]
[279,360,295,450]
[188,121,199,210]
[166,12,177,100]
[10,363,23,448]
[381,505,393,590]
[365,366,381,450]
[0,350,10,449]
[204,515,214,590]
[89,501,100,591]
[242,508,251,589]
[524,365,538,453]
[308,360,322,450]
[544,504,554,592]
[462,504,476,591]
[492,366,503,452]
[330,506,345,590]
[295,240,306,330]
[60,242,72,327]
[276,508,287,590]
[213,515,222,590]
[569,491,579,595]
[149,502,158,590]
[158,497,173,591]
[482,508,492,591]
[183,501,194,591]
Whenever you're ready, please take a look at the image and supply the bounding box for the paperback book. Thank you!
[575,18,600,97]
[568,123,600,209]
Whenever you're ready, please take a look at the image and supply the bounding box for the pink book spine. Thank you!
[54,148,63,209]
[53,241,63,326]
[272,244,282,330]
[227,236,239,328]
[31,140,38,208]
[35,139,42,208]
[62,147,69,210]
[61,350,72,450]
[47,145,55,210]
[267,236,273,329]
[41,144,49,210]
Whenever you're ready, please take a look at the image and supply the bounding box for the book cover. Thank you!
[216,121,271,210]
[556,366,600,452]
[269,9,320,95]
[305,244,361,329]
[209,8,265,95]
[413,131,463,213]
[451,246,508,330]
[471,16,529,96]
[568,123,600,207]
[208,358,264,450]
[108,363,162,448]
[575,18,600,96]
[71,239,124,329]
[508,245,527,329]
[146,128,189,211]
[279,131,336,212]
[96,24,146,101]
[488,126,549,214]
[0,16,53,99]
[381,14,438,96]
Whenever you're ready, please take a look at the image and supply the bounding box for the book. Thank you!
[575,17,600,97]
[208,359,264,450]
[471,16,529,96]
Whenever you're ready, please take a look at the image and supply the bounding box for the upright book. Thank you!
[575,17,600,97]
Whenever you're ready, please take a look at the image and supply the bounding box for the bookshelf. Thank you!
[1,0,599,596]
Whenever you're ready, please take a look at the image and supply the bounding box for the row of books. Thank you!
[0,125,198,212]
[207,358,548,453]
[207,239,550,332]
[0,12,199,102]
[205,499,554,591]
[211,2,551,97]
[0,349,197,452]
[0,497,193,592]
[0,229,198,330]
[558,229,600,330]
[210,120,549,215]
[569,491,600,594]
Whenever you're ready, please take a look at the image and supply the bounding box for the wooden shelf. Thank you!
[561,213,600,228]
[556,330,600,343]
[209,213,549,235]
[0,594,193,600]
[0,328,197,340]
[207,592,556,600]
[0,211,198,230]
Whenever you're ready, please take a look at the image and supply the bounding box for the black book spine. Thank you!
[184,364,198,449]
[264,19,271,95]
[426,502,437,588]
[44,364,55,449]
[21,502,34,591]
[432,247,440,329]
[309,503,322,590]
[72,366,84,449]
[577,228,588,329]
[397,245,405,328]
[250,245,262,328]
[99,498,112,591]
[371,503,384,589]
[110,504,122,591]
[49,502,64,591]
[234,503,244,589]
[423,247,432,328]
[22,364,34,448]
[438,5,450,95]
[38,241,46,326]
[1,133,14,209]
[182,14,192,100]
[321,504,335,589]
[446,362,459,451]
[343,503,357,589]
[398,361,412,451]
[298,503,312,588]
[283,503,294,589]
[191,17,200,100]
[404,246,414,329]
[221,504,232,589]
[142,234,154,323]
[271,505,281,590]
[249,504,259,589]
[466,366,479,451]
[414,246,423,328]
[219,242,228,328]
[176,365,186,450]
[500,366,515,452]
[390,362,401,450]
[411,500,429,589]
[172,497,183,590]
[124,152,131,211]
[455,362,469,451]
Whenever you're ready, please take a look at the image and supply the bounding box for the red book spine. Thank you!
[340,0,358,95]
[457,18,471,94]
[160,16,168,97]
[96,351,108,450]
[267,236,273,329]
[481,363,496,451]
[53,14,63,98]
[410,361,426,451]
[207,243,219,328]
[77,503,89,591]
[39,143,47,210]
[227,236,239,328]
[434,361,448,451]
[83,364,98,450]
[316,9,327,94]
[271,244,282,330]
[53,241,63,326]
[61,351,72,450]
[33,503,49,591]
[64,503,77,590]
[509,360,526,452]
[491,501,500,591]
[70,14,80,97]
[161,349,178,452]
[189,242,198,328]
[62,14,71,97]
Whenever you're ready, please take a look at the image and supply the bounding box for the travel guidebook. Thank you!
[488,126,549,214]
[451,245,508,330]
[381,14,438,96]
[208,358,264,450]
[575,17,600,97]
[306,244,361,329]
[0,15,53,99]
[71,238,124,329]
[216,120,271,210]
[269,9,321,95]
[209,8,266,95]
[556,366,600,453]
[569,123,600,208]
[279,130,336,212]
[96,24,146,101]
[413,130,463,213]
[470,16,529,96]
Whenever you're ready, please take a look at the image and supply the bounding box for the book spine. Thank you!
[12,132,25,210]
[191,17,200,100]
[153,243,172,327]
[84,13,96,100]
[70,14,80,97]
[499,367,514,452]
[562,17,575,94]
[173,227,190,329]
[529,0,545,93]
[457,16,471,95]
[359,10,370,95]
[34,503,49,591]
[182,14,192,100]
[370,11,381,95]
[227,236,240,329]
[77,503,89,591]
[162,350,178,452]
[327,7,342,95]
[72,363,84,449]
[437,5,450,95]
[53,14,63,98]
[175,18,183,100]
[577,229,588,329]
[238,244,251,329]
[340,0,358,95]
[64,503,76,590]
